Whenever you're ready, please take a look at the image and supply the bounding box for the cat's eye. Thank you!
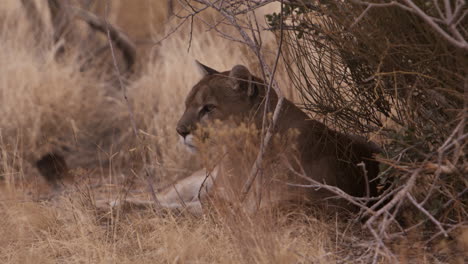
[202,104,215,113]
[200,104,216,116]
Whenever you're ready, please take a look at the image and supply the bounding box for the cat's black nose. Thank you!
[176,126,190,138]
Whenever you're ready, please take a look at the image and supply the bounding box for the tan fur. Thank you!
[101,168,217,215]
[169,63,381,214]
[106,63,381,214]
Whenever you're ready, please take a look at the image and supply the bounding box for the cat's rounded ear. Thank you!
[229,65,255,97]
[195,60,219,76]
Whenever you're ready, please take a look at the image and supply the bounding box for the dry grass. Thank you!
[0,196,338,263]
[0,1,466,263]
[0,1,332,263]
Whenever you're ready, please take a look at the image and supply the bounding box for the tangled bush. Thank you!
[267,0,466,258]
[178,2,466,259]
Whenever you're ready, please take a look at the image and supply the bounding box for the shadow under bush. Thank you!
[268,0,466,261]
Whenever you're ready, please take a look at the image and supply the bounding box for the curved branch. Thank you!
[21,0,137,72]
[20,0,47,41]
[70,6,137,72]
[401,0,468,50]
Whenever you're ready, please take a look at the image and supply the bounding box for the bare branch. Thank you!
[402,0,467,49]
[20,0,137,71]
[190,0,288,204]
[407,193,448,237]
[366,168,420,225]
[241,0,285,201]
[71,6,137,72]
[351,0,468,50]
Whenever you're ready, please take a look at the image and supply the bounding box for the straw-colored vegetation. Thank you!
[0,1,330,263]
[0,1,466,263]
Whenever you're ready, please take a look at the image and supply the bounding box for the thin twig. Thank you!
[241,0,285,201]
[104,1,138,138]
[104,0,162,209]
[407,193,448,237]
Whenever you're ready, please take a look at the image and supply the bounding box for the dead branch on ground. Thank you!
[20,0,137,72]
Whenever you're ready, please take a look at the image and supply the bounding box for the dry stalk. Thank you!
[242,0,285,201]
[189,0,287,205]
[20,0,47,41]
[103,0,161,210]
